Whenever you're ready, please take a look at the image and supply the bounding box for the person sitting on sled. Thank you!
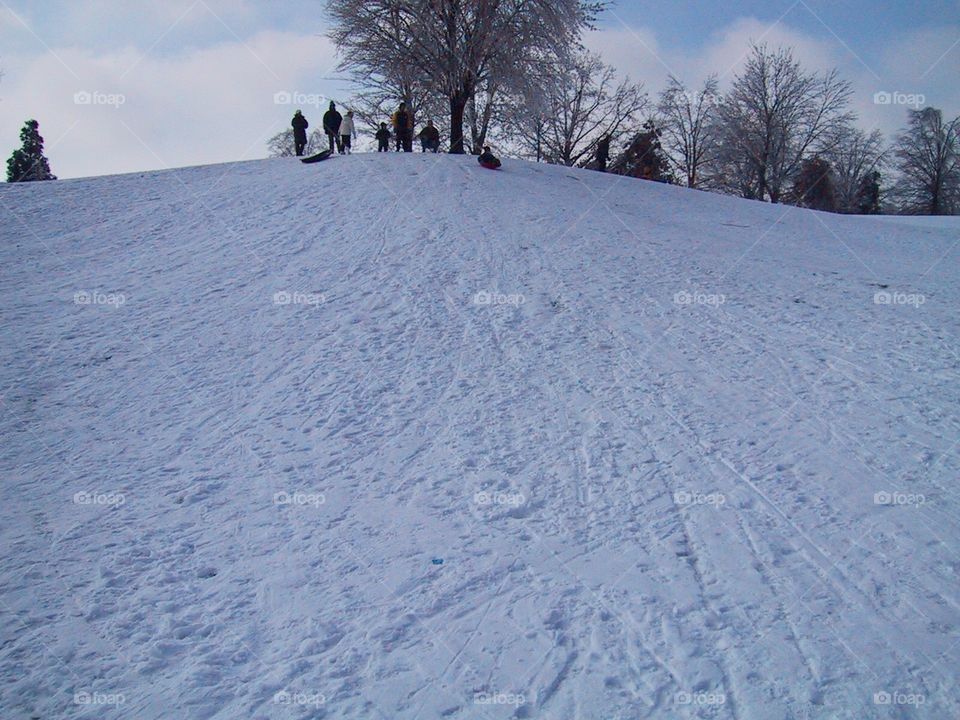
[477,146,501,169]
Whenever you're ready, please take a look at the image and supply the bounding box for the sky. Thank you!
[0,0,957,179]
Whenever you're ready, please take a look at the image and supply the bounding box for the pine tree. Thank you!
[792,156,836,212]
[7,119,56,183]
[854,171,882,214]
[615,120,672,182]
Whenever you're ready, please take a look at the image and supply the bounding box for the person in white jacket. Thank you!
[339,110,357,154]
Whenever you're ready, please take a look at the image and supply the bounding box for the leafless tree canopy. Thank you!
[822,125,887,213]
[267,128,327,157]
[309,11,960,216]
[657,75,720,188]
[325,0,604,153]
[715,43,853,203]
[893,107,960,215]
[507,51,646,166]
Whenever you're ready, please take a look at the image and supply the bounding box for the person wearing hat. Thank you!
[291,110,309,157]
[477,146,501,169]
[339,110,357,154]
[418,119,441,153]
[323,101,343,153]
[375,122,391,152]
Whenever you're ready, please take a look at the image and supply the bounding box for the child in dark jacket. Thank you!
[376,123,391,152]
[478,146,501,169]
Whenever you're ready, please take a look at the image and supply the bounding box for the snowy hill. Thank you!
[1,154,958,719]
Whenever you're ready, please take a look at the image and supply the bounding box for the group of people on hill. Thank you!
[291,101,444,157]
[291,103,356,156]
[292,100,614,172]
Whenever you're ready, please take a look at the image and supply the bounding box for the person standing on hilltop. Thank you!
[393,102,413,152]
[595,134,611,172]
[418,119,441,153]
[339,110,356,155]
[375,122,391,152]
[323,101,343,153]
[291,110,309,157]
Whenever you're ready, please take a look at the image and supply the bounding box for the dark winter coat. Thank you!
[478,150,501,168]
[323,109,343,135]
[375,127,391,142]
[596,136,611,162]
[419,125,440,142]
[292,113,309,142]
[394,109,412,132]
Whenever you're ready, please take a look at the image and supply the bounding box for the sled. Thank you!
[479,160,502,170]
[301,149,334,164]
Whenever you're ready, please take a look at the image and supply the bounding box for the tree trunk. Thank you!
[931,168,941,215]
[449,93,468,154]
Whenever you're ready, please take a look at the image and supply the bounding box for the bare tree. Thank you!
[466,76,502,154]
[716,44,853,202]
[657,75,720,188]
[507,50,646,167]
[822,125,887,213]
[893,107,960,215]
[267,128,327,157]
[325,0,604,154]
[348,82,445,145]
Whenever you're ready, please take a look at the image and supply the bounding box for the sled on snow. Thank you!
[301,149,334,164]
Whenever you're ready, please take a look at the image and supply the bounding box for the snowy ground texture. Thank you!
[1,153,958,719]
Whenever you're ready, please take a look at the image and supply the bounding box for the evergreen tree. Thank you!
[854,171,882,214]
[792,156,836,211]
[7,120,56,183]
[614,120,671,182]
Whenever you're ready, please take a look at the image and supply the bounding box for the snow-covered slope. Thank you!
[1,154,958,719]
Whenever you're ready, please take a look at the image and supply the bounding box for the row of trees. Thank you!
[322,1,959,215]
[648,46,957,215]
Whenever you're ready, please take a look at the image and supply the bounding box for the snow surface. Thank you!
[1,153,958,719]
